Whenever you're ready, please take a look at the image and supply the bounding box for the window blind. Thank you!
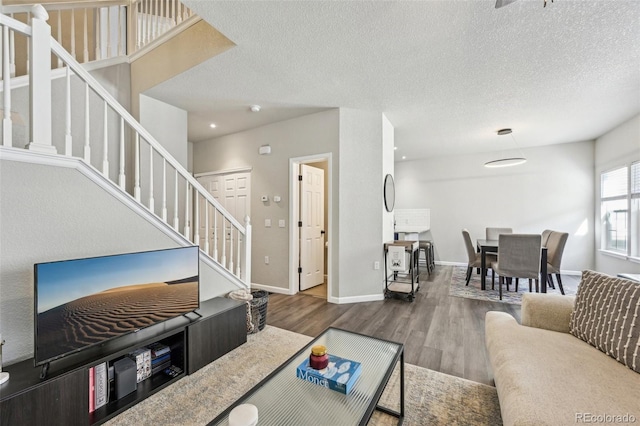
[631,162,640,195]
[601,167,627,198]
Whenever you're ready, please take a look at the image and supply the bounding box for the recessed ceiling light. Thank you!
[250,105,261,113]
[394,146,398,150]
[209,123,217,129]
[402,156,406,160]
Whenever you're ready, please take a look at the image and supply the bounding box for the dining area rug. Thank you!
[449,266,577,305]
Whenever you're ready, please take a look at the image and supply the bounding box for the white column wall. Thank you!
[382,114,395,246]
[337,108,386,299]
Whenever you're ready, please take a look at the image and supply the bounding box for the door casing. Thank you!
[289,154,333,301]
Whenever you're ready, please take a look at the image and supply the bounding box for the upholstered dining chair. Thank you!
[541,229,552,247]
[462,229,496,286]
[486,227,513,240]
[484,227,513,263]
[491,234,542,300]
[545,231,569,295]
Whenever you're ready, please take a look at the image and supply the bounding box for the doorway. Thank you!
[289,154,332,301]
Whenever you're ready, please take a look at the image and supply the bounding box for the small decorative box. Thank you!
[296,354,362,394]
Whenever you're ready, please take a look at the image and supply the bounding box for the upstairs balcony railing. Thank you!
[0,7,251,289]
[1,0,196,78]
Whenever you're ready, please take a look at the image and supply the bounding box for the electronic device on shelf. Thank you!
[34,246,200,378]
[164,365,183,378]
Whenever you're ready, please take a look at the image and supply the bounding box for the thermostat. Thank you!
[259,145,271,155]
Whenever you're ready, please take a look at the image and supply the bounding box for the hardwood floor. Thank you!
[266,265,580,386]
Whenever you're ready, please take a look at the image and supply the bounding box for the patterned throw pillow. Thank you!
[570,270,640,374]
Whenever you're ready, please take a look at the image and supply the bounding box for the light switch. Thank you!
[273,195,281,203]
[265,219,271,227]
[278,220,286,228]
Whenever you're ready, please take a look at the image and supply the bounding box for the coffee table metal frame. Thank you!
[207,327,405,426]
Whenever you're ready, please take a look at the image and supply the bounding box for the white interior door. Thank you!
[196,172,251,261]
[299,164,325,291]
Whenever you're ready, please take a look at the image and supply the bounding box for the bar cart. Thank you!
[383,240,420,301]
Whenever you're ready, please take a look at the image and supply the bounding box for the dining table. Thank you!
[476,239,548,293]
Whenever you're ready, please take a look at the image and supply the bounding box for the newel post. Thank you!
[26,5,56,154]
[244,215,252,288]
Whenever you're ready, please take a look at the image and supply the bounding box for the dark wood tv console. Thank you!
[0,297,247,426]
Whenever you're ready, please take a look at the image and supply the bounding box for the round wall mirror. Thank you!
[384,174,395,212]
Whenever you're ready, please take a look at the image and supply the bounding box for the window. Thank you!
[600,161,640,259]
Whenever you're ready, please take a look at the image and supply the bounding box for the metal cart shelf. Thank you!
[384,240,420,301]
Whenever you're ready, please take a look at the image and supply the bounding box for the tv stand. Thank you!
[0,297,246,426]
[38,362,50,380]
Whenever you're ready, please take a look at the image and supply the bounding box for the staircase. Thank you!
[0,5,251,290]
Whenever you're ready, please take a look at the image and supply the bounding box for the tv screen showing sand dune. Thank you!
[35,246,199,365]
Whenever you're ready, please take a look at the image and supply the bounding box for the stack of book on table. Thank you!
[296,354,362,395]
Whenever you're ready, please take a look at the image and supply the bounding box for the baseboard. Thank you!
[560,269,581,276]
[251,283,294,295]
[327,293,384,304]
[436,261,467,267]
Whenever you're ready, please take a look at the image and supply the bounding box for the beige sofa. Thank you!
[485,292,640,425]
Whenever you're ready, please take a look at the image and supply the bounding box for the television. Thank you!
[34,246,199,368]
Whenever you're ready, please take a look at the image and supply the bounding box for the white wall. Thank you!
[0,159,238,365]
[138,94,189,226]
[139,94,188,168]
[337,109,386,299]
[395,140,595,273]
[594,114,640,275]
[193,109,340,291]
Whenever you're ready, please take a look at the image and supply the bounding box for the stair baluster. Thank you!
[2,25,12,147]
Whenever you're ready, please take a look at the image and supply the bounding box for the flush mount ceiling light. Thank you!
[209,123,217,128]
[484,128,527,168]
[495,0,554,8]
[250,105,261,113]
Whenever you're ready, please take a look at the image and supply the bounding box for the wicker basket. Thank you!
[248,290,269,333]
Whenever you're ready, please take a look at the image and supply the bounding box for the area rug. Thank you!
[449,266,576,305]
[105,326,502,426]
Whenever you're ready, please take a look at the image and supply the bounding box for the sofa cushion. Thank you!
[569,270,640,373]
[486,311,640,425]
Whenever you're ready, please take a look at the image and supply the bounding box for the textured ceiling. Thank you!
[146,0,640,160]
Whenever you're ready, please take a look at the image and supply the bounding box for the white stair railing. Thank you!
[0,9,251,288]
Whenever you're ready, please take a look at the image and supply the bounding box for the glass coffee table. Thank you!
[207,327,405,425]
